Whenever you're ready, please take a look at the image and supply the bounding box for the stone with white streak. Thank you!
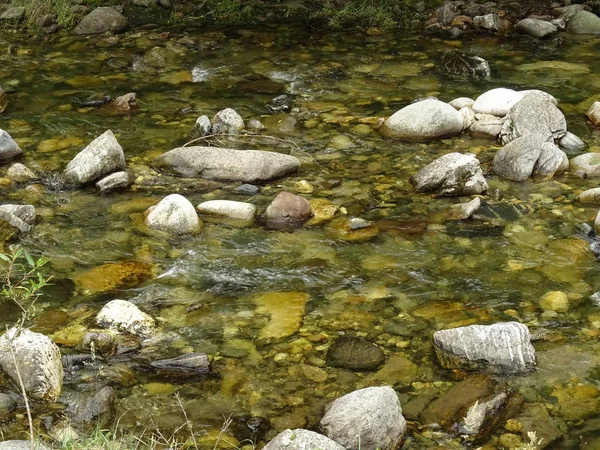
[433,322,536,374]
[196,200,256,227]
[0,328,63,401]
[472,88,523,117]
[320,386,406,450]
[410,153,488,196]
[96,299,156,337]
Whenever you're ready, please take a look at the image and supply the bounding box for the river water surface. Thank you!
[1,24,600,449]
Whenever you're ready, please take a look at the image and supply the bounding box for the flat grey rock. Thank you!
[433,322,536,374]
[153,146,300,183]
[516,18,557,38]
[96,171,130,193]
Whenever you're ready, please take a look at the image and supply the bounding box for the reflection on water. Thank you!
[1,24,600,447]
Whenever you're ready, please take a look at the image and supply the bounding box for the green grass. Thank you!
[11,0,77,28]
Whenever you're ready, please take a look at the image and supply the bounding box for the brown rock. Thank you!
[74,260,153,295]
[264,191,312,230]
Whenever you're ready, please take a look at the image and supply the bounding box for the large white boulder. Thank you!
[472,88,523,117]
[145,194,201,235]
[380,99,463,141]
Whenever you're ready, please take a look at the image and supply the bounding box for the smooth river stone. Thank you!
[97,299,156,337]
[255,292,309,340]
[74,260,153,295]
[433,322,536,374]
[326,336,384,370]
[578,187,600,203]
[570,153,600,178]
[196,200,256,227]
[263,429,345,450]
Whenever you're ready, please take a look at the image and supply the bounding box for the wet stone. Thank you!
[326,217,379,242]
[65,385,115,428]
[150,353,211,377]
[75,261,153,295]
[234,183,260,195]
[326,336,384,371]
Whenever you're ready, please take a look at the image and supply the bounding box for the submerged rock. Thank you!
[264,191,312,230]
[66,385,115,428]
[96,299,156,337]
[380,98,463,141]
[150,353,211,376]
[0,129,22,163]
[410,152,488,196]
[196,200,256,227]
[145,194,201,235]
[326,217,379,242]
[570,153,600,178]
[473,88,523,117]
[326,336,384,370]
[499,91,566,145]
[153,146,300,182]
[320,386,406,450]
[96,171,130,193]
[433,321,536,374]
[439,51,491,80]
[255,292,309,340]
[63,130,126,186]
[263,429,345,450]
[445,197,481,221]
[0,328,63,402]
[73,7,128,35]
[74,261,153,295]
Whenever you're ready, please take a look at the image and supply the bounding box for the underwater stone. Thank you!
[326,336,384,370]
[150,353,211,376]
[433,322,536,374]
[96,171,130,193]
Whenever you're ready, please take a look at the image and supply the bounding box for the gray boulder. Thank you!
[326,336,384,370]
[73,7,128,35]
[264,191,312,230]
[516,18,558,38]
[263,429,345,450]
[473,13,505,31]
[145,194,201,235]
[566,11,600,34]
[534,143,569,178]
[470,113,505,138]
[473,88,523,117]
[570,153,600,178]
[380,99,463,141]
[578,187,600,203]
[0,205,35,242]
[0,204,35,225]
[211,108,245,134]
[63,130,126,186]
[97,299,156,337]
[558,131,586,153]
[493,134,546,181]
[320,386,406,450]
[0,328,63,402]
[433,322,536,374]
[66,385,115,428]
[96,171,130,193]
[195,115,211,136]
[196,200,256,227]
[6,163,36,182]
[410,152,488,196]
[0,129,22,163]
[153,146,300,182]
[499,92,566,145]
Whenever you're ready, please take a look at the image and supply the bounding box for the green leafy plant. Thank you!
[0,246,52,330]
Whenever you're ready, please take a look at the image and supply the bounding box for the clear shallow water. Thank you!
[1,24,600,448]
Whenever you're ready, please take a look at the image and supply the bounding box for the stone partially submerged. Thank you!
[263,429,345,450]
[319,386,406,450]
[144,194,201,235]
[0,204,35,242]
[499,91,567,145]
[0,129,22,163]
[63,130,126,186]
[153,146,300,182]
[433,322,536,374]
[379,98,463,141]
[96,299,156,337]
[410,152,488,196]
[0,328,64,401]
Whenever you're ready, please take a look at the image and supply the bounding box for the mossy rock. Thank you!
[74,260,154,295]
